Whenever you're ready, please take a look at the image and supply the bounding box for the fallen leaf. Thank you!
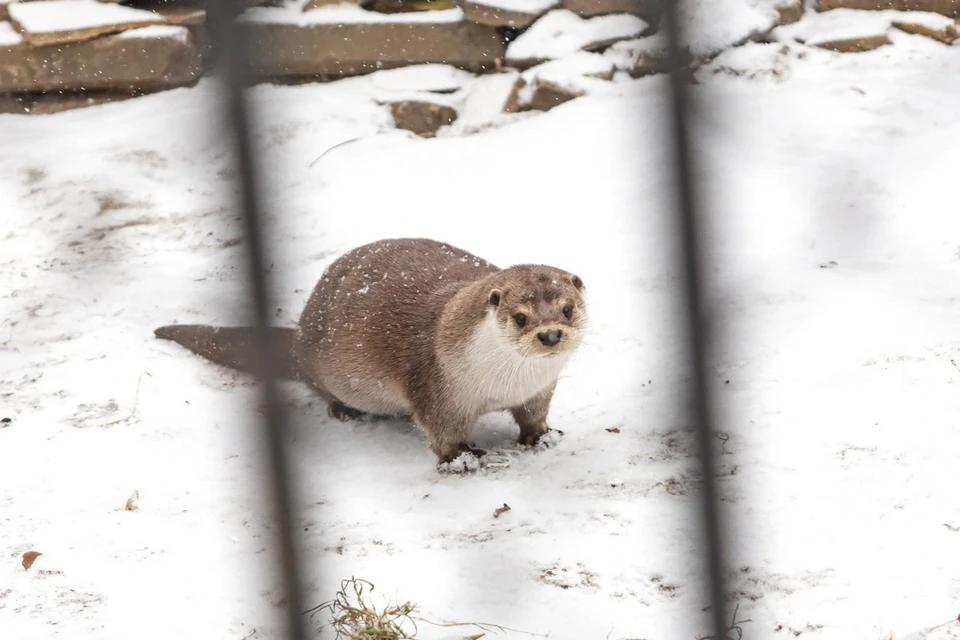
[943,523,959,532]
[124,489,140,512]
[606,427,621,433]
[493,503,511,518]
[21,551,42,571]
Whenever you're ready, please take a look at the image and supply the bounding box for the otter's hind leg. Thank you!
[295,368,368,422]
[327,401,368,422]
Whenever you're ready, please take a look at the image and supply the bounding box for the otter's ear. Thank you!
[489,289,503,306]
[570,275,584,290]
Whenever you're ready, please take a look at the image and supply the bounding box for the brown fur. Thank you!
[155,238,588,469]
[153,325,302,381]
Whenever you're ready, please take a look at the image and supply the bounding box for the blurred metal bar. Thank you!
[659,2,730,638]
[202,5,309,640]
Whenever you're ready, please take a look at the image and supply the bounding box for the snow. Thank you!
[0,20,23,46]
[368,64,476,93]
[8,0,163,34]
[240,0,465,24]
[3,30,960,640]
[118,25,191,44]
[465,0,558,14]
[680,0,780,57]
[604,34,668,71]
[522,50,616,79]
[506,9,648,63]
[449,70,522,131]
[773,8,957,46]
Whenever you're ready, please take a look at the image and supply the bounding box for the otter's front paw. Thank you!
[437,450,483,474]
[519,427,564,449]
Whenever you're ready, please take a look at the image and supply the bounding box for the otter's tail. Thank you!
[154,324,302,382]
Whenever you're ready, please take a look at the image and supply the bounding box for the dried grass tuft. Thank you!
[306,577,543,640]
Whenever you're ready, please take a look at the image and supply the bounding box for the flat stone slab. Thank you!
[772,7,958,49]
[517,51,616,110]
[561,0,660,19]
[460,0,559,28]
[816,0,960,18]
[8,0,168,46]
[0,89,142,115]
[0,24,203,93]
[505,9,647,68]
[524,79,582,111]
[239,4,506,78]
[892,16,957,42]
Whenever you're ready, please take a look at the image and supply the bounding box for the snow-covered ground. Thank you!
[3,32,960,640]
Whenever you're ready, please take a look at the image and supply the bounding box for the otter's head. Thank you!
[486,266,587,358]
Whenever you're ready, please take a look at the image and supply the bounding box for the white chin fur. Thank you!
[448,311,573,413]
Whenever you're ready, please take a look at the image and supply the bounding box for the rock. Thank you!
[603,33,666,76]
[0,90,142,115]
[505,9,647,69]
[388,98,458,136]
[562,0,661,19]
[151,8,206,27]
[815,0,960,18]
[453,70,522,129]
[814,33,892,50]
[364,0,458,12]
[0,25,203,93]
[773,0,803,24]
[304,0,361,8]
[525,79,583,111]
[517,51,616,111]
[239,5,506,79]
[772,7,958,48]
[460,0,559,28]
[8,0,169,46]
[891,17,957,41]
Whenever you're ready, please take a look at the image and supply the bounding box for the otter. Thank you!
[155,238,587,472]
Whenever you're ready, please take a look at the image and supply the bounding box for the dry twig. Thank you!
[696,603,752,640]
[95,372,152,428]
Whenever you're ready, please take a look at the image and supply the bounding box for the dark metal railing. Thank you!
[204,4,310,640]
[661,3,731,639]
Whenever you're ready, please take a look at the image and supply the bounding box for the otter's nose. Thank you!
[538,329,563,347]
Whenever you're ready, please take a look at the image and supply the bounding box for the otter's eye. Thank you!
[513,313,527,328]
[562,304,574,320]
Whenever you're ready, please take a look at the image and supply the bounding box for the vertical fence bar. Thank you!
[659,3,730,639]
[202,5,309,640]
